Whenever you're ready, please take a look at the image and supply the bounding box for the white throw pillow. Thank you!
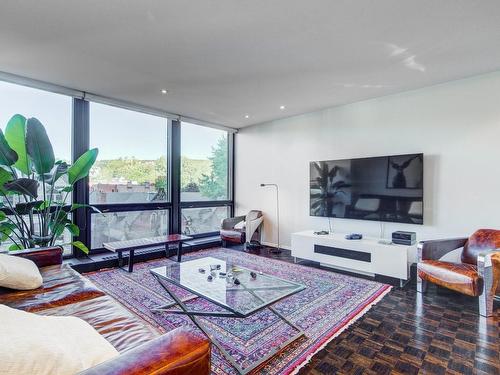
[0,304,119,375]
[0,254,43,290]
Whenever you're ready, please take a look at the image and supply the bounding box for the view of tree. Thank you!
[199,136,228,199]
[92,156,167,185]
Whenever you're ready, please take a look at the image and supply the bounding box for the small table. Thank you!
[150,256,306,374]
[103,234,192,272]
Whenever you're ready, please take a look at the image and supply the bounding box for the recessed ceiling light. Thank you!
[244,115,250,119]
[161,89,168,95]
[279,105,286,110]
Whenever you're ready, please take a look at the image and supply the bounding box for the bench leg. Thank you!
[177,242,182,263]
[165,243,170,259]
[128,249,134,273]
[117,251,123,268]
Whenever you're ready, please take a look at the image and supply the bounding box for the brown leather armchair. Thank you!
[221,210,263,247]
[417,229,500,317]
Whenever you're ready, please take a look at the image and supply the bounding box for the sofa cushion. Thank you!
[0,304,119,375]
[418,260,483,296]
[0,254,43,290]
[39,295,161,353]
[0,264,105,312]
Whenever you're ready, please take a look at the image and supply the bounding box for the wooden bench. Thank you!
[103,234,193,272]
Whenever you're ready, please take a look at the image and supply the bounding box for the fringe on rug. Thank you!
[288,285,393,375]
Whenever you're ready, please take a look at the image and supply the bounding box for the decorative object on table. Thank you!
[260,183,282,253]
[345,233,363,240]
[417,228,500,317]
[87,249,391,375]
[0,114,99,254]
[221,210,263,249]
[313,230,329,235]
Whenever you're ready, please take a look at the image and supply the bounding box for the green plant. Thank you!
[0,114,99,253]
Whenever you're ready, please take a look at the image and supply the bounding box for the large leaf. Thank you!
[15,200,45,215]
[4,178,39,198]
[26,117,55,175]
[68,148,98,185]
[42,161,69,185]
[5,114,30,174]
[65,223,80,236]
[8,244,23,251]
[71,241,89,255]
[70,203,101,213]
[0,128,18,167]
[0,167,14,193]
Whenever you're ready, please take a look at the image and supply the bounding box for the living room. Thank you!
[0,2,499,375]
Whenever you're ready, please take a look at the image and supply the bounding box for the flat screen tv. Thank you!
[310,153,423,224]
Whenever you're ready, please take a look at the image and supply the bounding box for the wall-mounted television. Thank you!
[310,153,423,224]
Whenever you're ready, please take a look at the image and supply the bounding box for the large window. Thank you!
[0,78,234,256]
[182,206,230,235]
[181,122,229,201]
[89,103,169,204]
[0,81,72,253]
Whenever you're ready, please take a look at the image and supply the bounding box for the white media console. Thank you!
[291,230,417,284]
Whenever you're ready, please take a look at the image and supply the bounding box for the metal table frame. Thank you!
[150,271,305,375]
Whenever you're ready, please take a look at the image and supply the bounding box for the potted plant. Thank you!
[0,114,98,254]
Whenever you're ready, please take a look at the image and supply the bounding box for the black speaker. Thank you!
[392,231,416,245]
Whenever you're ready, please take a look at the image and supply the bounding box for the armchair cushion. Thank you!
[462,229,500,265]
[221,228,246,244]
[418,260,483,296]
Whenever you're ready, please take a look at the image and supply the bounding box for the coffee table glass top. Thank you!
[150,257,305,316]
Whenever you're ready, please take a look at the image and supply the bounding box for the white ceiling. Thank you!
[1,1,500,129]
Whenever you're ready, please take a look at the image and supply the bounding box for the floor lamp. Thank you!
[260,183,281,254]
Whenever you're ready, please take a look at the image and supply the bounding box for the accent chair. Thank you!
[417,229,500,317]
[221,210,263,248]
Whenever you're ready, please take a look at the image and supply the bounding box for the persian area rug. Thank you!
[85,248,391,374]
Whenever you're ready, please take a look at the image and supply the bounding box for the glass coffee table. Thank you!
[150,256,306,374]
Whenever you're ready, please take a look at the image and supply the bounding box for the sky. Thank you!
[0,81,226,161]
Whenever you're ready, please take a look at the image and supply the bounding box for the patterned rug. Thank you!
[85,248,391,374]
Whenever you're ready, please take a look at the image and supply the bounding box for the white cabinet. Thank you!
[291,230,416,281]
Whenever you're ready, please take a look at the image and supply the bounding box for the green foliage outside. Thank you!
[198,136,228,199]
[90,135,228,199]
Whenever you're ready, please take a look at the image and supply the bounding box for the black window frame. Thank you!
[72,100,234,256]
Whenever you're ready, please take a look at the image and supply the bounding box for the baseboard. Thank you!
[261,241,292,251]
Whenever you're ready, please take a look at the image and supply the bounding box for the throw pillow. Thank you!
[0,254,43,290]
[0,304,119,375]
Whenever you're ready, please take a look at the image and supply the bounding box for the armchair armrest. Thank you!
[9,246,63,268]
[417,237,468,262]
[79,327,211,375]
[478,249,500,287]
[221,215,245,230]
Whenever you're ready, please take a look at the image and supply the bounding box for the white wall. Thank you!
[235,71,500,248]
